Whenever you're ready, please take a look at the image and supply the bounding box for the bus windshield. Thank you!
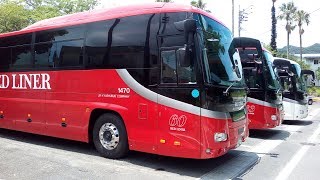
[264,51,281,90]
[292,63,306,92]
[197,14,244,87]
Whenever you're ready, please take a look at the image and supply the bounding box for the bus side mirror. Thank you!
[177,47,191,67]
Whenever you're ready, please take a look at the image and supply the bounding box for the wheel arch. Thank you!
[88,108,127,144]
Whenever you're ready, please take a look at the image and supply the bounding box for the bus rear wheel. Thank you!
[93,113,128,159]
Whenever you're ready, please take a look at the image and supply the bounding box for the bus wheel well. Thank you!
[88,109,123,143]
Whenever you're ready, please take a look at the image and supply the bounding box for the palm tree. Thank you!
[191,0,206,10]
[295,10,310,61]
[191,0,211,13]
[278,2,297,58]
[270,0,277,54]
[155,0,173,2]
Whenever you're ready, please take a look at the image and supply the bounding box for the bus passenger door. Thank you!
[156,47,201,158]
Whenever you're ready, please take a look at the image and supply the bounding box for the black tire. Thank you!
[308,99,313,105]
[93,113,129,159]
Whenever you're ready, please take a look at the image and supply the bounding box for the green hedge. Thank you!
[307,87,320,97]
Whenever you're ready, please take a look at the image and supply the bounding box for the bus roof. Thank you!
[273,57,299,66]
[0,3,227,38]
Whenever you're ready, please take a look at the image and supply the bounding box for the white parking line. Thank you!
[275,121,320,180]
[248,139,283,158]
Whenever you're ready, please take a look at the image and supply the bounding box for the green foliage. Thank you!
[0,0,99,33]
[316,67,320,81]
[191,0,210,12]
[270,2,277,52]
[307,86,320,97]
[0,0,30,32]
[278,43,320,54]
[278,2,297,58]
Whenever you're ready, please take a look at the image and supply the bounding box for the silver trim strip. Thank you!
[116,69,229,119]
[247,97,277,108]
[283,97,300,104]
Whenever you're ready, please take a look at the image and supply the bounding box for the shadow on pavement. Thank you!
[249,129,290,140]
[0,128,259,179]
[282,120,313,126]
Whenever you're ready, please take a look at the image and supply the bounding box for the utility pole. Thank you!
[232,0,234,35]
[238,5,252,37]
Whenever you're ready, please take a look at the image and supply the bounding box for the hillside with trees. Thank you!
[278,43,320,54]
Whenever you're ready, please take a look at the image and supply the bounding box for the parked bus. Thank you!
[273,58,313,120]
[0,3,249,159]
[233,37,283,129]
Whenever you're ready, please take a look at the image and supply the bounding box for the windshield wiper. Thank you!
[223,81,237,96]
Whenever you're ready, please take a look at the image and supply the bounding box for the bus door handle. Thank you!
[27,118,32,123]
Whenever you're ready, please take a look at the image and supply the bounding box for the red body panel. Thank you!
[247,101,281,129]
[0,69,248,159]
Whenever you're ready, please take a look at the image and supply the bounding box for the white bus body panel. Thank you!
[283,98,308,120]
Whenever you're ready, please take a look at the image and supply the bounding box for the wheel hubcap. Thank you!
[99,123,119,150]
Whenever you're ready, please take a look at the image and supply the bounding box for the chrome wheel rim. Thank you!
[99,123,119,150]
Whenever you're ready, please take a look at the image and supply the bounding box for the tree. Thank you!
[270,0,277,54]
[295,10,310,62]
[0,1,30,32]
[278,2,297,59]
[191,0,211,12]
[316,67,320,82]
[26,0,99,22]
[0,0,99,33]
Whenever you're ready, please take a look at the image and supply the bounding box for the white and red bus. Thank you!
[234,37,283,129]
[0,3,248,159]
[273,58,313,120]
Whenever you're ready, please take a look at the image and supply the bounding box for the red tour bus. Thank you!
[0,3,248,159]
[234,37,283,129]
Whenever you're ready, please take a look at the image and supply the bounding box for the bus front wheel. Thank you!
[93,113,129,159]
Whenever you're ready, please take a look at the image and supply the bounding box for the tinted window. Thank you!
[85,14,160,69]
[35,43,53,67]
[161,35,185,47]
[56,40,83,67]
[161,50,177,83]
[0,47,11,69]
[11,45,32,68]
[0,34,32,47]
[36,26,85,43]
[161,48,196,85]
[35,25,85,68]
[160,12,189,35]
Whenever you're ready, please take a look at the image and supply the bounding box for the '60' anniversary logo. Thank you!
[169,114,187,132]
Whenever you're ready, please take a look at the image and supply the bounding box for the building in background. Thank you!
[294,54,320,86]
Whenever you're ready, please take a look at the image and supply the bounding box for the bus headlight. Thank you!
[271,115,277,121]
[214,133,228,142]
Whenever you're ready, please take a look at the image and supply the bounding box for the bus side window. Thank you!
[161,50,177,83]
[11,45,33,69]
[56,40,84,67]
[35,43,52,68]
[35,25,85,69]
[0,47,11,70]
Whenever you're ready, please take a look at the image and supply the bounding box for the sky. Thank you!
[97,0,320,49]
